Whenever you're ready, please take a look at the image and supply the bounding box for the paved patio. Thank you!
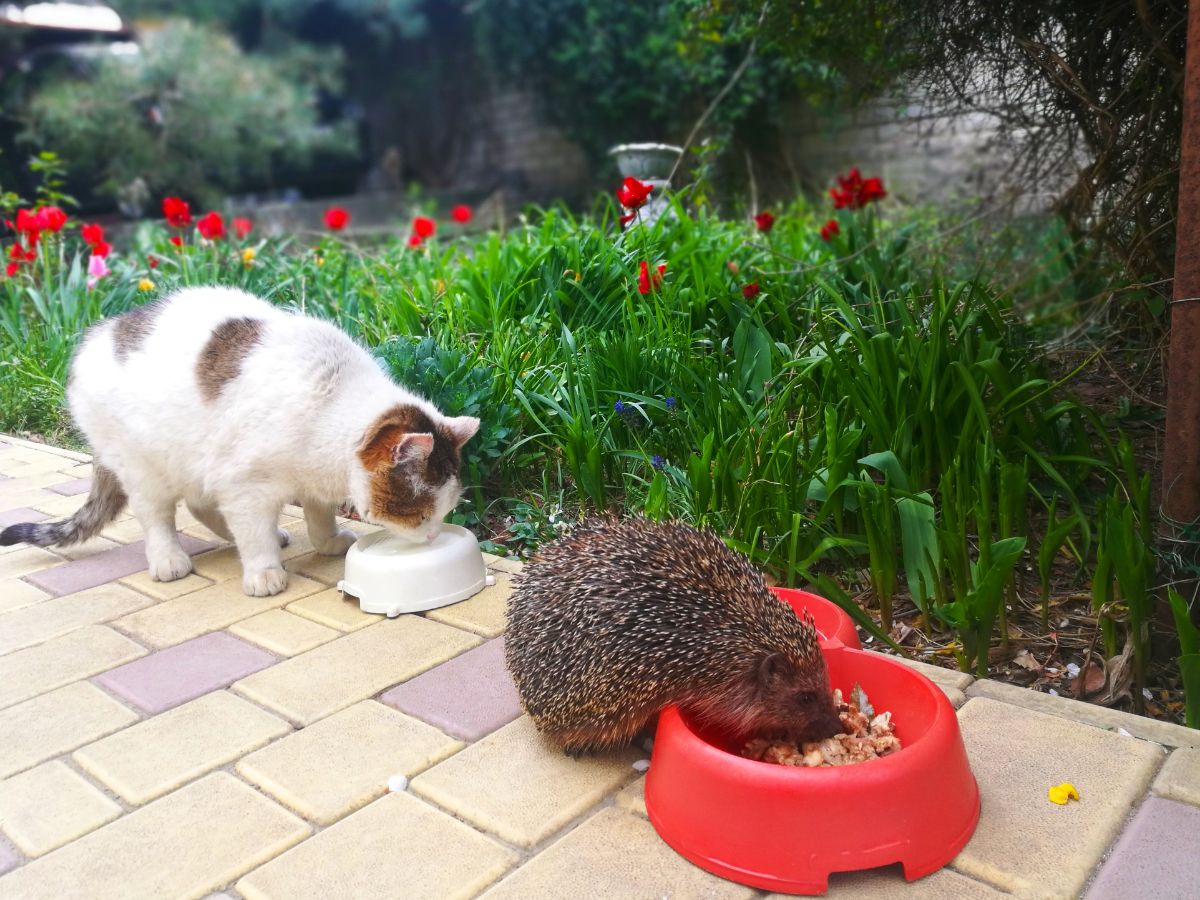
[0,433,1197,899]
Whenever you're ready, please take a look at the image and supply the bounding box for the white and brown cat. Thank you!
[0,287,479,596]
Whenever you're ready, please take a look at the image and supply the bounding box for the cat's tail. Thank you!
[0,464,127,548]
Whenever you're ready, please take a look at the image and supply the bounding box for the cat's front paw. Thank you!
[148,548,193,583]
[314,528,357,556]
[243,567,288,597]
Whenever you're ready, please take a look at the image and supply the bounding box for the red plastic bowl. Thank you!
[769,587,861,650]
[645,643,979,895]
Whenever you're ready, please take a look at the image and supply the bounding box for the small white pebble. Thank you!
[1117,727,1133,737]
[1143,688,1153,701]
[1047,688,1059,696]
[387,774,409,793]
[1046,667,1059,674]
[632,759,651,773]
[1065,663,1080,677]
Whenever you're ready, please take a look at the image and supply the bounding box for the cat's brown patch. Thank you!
[358,404,461,525]
[112,300,166,362]
[197,317,264,402]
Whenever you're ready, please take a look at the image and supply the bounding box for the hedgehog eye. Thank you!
[794,690,818,705]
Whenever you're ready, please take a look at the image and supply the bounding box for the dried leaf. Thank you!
[850,683,874,719]
[1013,649,1042,672]
[1070,660,1106,697]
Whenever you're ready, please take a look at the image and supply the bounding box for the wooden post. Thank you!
[1164,0,1200,522]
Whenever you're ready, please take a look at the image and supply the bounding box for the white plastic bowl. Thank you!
[337,524,494,617]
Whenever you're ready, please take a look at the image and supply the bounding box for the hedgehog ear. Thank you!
[757,652,787,683]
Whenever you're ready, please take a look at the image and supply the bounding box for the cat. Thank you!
[0,287,479,596]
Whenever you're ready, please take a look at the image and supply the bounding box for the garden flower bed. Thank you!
[0,167,1193,727]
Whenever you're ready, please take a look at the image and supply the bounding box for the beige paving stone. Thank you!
[0,470,76,498]
[74,691,291,805]
[113,574,323,649]
[614,775,647,817]
[29,492,89,518]
[64,462,93,478]
[286,587,377,632]
[0,583,154,657]
[284,551,345,586]
[0,682,138,779]
[99,516,148,544]
[426,572,512,638]
[0,579,50,615]
[883,652,975,692]
[118,569,214,601]
[482,807,754,899]
[233,615,479,725]
[0,545,61,581]
[0,772,310,900]
[47,535,123,562]
[951,697,1163,897]
[481,552,523,574]
[189,546,242,582]
[1151,747,1200,806]
[0,489,64,518]
[0,760,121,857]
[0,625,147,710]
[967,678,1200,749]
[411,715,638,848]
[767,867,1007,899]
[229,609,339,656]
[236,700,461,824]
[944,687,968,709]
[237,790,517,900]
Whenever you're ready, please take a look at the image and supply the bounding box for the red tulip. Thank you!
[412,216,436,239]
[40,206,67,233]
[742,283,761,299]
[450,205,472,224]
[169,235,183,248]
[8,242,35,263]
[81,223,104,246]
[754,211,775,232]
[819,219,840,242]
[324,207,350,231]
[232,217,253,239]
[90,240,112,258]
[830,169,886,209]
[197,211,226,240]
[163,197,192,228]
[148,255,159,269]
[616,176,654,210]
[407,233,423,248]
[637,260,667,295]
[5,262,17,277]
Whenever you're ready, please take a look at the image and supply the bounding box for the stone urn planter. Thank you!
[609,142,683,228]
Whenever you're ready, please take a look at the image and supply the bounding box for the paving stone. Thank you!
[410,715,638,848]
[94,632,276,714]
[0,835,18,875]
[114,573,323,649]
[0,471,75,498]
[766,867,1007,899]
[1085,796,1200,900]
[0,507,48,529]
[0,583,154,656]
[233,615,479,726]
[0,488,63,516]
[0,682,138,779]
[883,652,975,692]
[47,477,92,496]
[117,569,214,600]
[426,572,512,638]
[1151,747,1200,807]
[967,678,1200,749]
[229,609,340,656]
[380,637,522,741]
[236,700,460,824]
[0,773,310,900]
[286,587,377,632]
[0,625,146,710]
[236,790,517,900]
[0,760,122,856]
[47,534,122,562]
[0,546,61,581]
[63,462,93,478]
[951,697,1163,898]
[190,547,247,582]
[23,534,215,597]
[75,691,291,805]
[28,492,88,518]
[481,552,524,574]
[100,517,151,544]
[614,775,647,817]
[0,579,50,615]
[284,551,346,586]
[481,807,755,899]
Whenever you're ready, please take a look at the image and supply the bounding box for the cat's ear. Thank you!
[443,416,480,448]
[390,432,434,466]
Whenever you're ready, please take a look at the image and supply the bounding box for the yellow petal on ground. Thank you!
[1048,782,1081,805]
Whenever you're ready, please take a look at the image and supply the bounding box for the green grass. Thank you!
[0,196,1173,686]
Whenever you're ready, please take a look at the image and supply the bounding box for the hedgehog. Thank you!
[504,517,844,755]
